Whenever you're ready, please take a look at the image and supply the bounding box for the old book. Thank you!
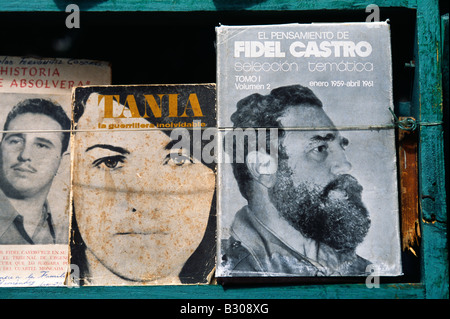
[215,22,402,282]
[69,84,216,286]
[0,56,111,287]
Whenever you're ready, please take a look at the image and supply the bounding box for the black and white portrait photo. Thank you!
[0,56,110,287]
[69,85,216,286]
[220,85,373,276]
[216,23,402,279]
[0,94,72,246]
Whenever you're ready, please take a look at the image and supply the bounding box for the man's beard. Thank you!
[268,160,371,253]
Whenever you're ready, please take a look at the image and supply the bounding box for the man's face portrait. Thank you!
[268,105,371,253]
[1,112,64,198]
[218,24,403,275]
[277,106,352,188]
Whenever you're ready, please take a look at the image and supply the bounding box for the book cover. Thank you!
[215,22,402,281]
[69,84,216,286]
[0,56,111,287]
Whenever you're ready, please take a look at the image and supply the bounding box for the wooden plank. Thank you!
[0,283,425,299]
[414,0,448,299]
[0,0,418,12]
[398,118,420,255]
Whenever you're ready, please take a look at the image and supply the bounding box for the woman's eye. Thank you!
[92,155,126,170]
[163,150,194,167]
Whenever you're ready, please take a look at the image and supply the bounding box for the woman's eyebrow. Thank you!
[85,144,130,154]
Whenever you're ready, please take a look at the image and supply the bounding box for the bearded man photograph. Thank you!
[219,85,375,277]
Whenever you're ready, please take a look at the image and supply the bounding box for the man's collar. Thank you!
[230,205,326,273]
[0,188,55,243]
[231,205,358,275]
[244,202,320,262]
[0,187,20,238]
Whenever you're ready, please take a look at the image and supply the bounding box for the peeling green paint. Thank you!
[0,0,419,12]
[0,0,447,299]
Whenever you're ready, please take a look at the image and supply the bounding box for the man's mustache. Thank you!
[320,174,363,201]
[11,163,37,173]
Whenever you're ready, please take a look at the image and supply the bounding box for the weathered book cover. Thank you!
[216,22,402,281]
[69,84,216,286]
[0,56,111,287]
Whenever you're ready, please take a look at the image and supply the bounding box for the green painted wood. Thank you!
[414,0,448,299]
[0,0,418,12]
[0,0,447,299]
[0,283,425,299]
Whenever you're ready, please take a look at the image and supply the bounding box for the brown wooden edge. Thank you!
[398,117,421,256]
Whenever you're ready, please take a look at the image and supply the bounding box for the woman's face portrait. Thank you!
[72,93,215,285]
